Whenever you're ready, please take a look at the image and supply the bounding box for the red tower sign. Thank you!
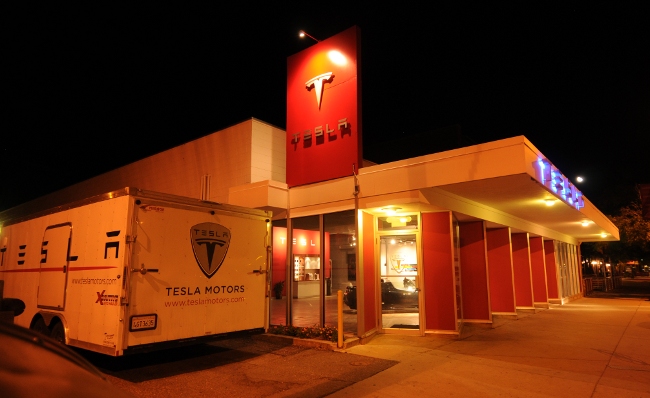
[286,26,362,187]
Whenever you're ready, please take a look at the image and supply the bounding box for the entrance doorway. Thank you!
[378,234,421,332]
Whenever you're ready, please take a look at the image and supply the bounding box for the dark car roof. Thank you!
[0,321,133,398]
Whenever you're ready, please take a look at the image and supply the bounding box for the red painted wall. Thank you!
[459,222,490,321]
[362,211,376,333]
[422,212,456,331]
[511,233,533,308]
[544,240,559,299]
[486,228,515,313]
[529,237,548,303]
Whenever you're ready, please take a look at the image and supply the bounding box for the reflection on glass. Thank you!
[325,211,357,334]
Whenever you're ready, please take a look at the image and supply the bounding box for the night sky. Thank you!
[3,4,649,214]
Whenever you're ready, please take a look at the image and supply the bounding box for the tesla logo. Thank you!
[305,72,334,109]
[190,223,231,279]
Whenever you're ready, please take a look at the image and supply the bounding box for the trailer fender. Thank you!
[48,316,67,345]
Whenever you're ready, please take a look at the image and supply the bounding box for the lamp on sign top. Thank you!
[299,30,320,43]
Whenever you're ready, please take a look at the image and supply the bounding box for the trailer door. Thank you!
[37,223,72,310]
[126,204,269,347]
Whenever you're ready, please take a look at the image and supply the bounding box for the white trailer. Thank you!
[0,188,271,356]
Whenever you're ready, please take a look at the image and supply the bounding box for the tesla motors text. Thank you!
[165,285,244,296]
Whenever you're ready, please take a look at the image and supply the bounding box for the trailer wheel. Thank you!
[50,321,65,345]
[31,317,50,337]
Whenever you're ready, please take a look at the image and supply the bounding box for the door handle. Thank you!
[132,264,159,275]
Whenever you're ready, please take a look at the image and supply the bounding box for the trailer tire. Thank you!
[50,321,65,345]
[31,317,50,337]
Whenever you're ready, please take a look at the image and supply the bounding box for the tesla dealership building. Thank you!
[19,27,618,340]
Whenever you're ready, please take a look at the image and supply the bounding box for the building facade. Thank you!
[28,117,618,340]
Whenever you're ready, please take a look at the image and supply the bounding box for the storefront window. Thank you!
[377,215,418,231]
[270,211,357,333]
[555,241,580,299]
[324,210,357,333]
[291,216,322,328]
[379,234,419,329]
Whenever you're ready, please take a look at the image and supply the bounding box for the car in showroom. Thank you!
[343,278,418,310]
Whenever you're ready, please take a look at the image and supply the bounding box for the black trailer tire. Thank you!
[31,317,50,337]
[50,321,65,345]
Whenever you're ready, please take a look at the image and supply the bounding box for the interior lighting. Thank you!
[390,239,396,245]
[544,199,556,206]
[581,220,591,227]
[600,233,608,238]
[299,30,320,43]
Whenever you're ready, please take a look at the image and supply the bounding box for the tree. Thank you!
[584,190,650,265]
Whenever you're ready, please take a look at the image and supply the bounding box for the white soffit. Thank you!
[436,174,618,242]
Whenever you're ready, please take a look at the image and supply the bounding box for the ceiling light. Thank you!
[600,233,608,238]
[581,220,591,227]
[545,199,556,206]
[381,207,402,216]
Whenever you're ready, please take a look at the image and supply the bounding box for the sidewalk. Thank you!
[330,296,650,397]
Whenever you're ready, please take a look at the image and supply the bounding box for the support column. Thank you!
[486,228,516,317]
[422,212,458,333]
[512,233,534,311]
[357,210,377,339]
[459,221,491,324]
[529,236,549,308]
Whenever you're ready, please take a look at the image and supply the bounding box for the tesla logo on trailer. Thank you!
[190,223,231,279]
[305,72,334,109]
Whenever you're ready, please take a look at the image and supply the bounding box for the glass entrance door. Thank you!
[379,234,420,331]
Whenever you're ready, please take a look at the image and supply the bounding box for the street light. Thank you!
[299,30,320,43]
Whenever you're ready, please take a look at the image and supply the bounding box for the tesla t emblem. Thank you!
[305,72,334,109]
[190,223,231,279]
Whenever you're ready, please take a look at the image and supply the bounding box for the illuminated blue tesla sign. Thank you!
[537,159,584,210]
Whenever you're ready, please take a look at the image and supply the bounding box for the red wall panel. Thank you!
[544,240,559,299]
[422,212,456,331]
[529,237,548,303]
[362,211,376,333]
[486,229,515,313]
[511,233,533,307]
[459,222,490,321]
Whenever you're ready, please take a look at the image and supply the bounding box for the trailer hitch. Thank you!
[132,264,159,275]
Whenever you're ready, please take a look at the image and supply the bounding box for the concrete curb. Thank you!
[254,333,360,351]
